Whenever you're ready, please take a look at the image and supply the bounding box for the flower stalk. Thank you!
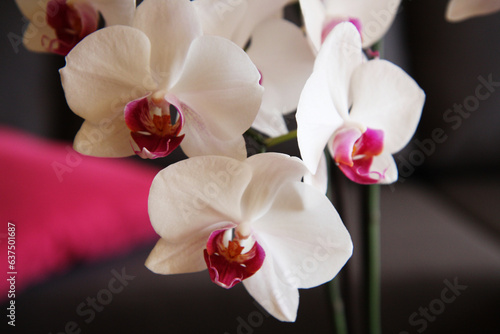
[326,151,349,334]
[364,38,383,334]
[329,276,348,334]
[363,183,381,334]
[265,129,297,148]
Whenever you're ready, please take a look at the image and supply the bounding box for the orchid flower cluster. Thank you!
[26,0,500,323]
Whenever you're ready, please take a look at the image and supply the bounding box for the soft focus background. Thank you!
[1,0,499,333]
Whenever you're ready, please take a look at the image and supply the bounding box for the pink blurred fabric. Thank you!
[0,127,160,300]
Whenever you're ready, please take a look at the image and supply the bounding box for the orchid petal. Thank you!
[22,23,58,53]
[192,0,247,44]
[243,253,300,322]
[337,151,397,184]
[321,17,362,46]
[303,152,328,195]
[337,157,379,184]
[329,126,363,166]
[145,237,207,275]
[240,153,308,222]
[195,0,292,48]
[73,119,134,157]
[131,132,184,159]
[254,181,352,288]
[296,68,342,175]
[372,153,398,184]
[230,0,294,48]
[348,59,425,153]
[60,25,154,123]
[15,0,50,18]
[179,115,248,160]
[318,22,364,118]
[325,0,401,48]
[148,156,252,241]
[170,35,263,141]
[123,95,151,132]
[296,24,364,174]
[251,107,289,138]
[299,0,327,53]
[133,0,202,87]
[247,19,315,131]
[90,0,136,26]
[446,0,500,22]
[355,127,384,157]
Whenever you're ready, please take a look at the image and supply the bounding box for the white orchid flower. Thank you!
[60,0,263,160]
[296,23,425,185]
[194,0,315,137]
[15,0,136,55]
[299,0,401,52]
[145,153,352,322]
[446,0,500,22]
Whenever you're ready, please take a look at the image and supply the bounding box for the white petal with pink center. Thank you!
[145,153,352,322]
[60,0,263,160]
[296,23,425,185]
[15,0,136,55]
[299,0,401,52]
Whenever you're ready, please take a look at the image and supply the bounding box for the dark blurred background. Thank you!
[1,0,499,333]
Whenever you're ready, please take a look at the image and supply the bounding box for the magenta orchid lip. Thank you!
[124,95,184,159]
[331,126,386,184]
[203,228,265,289]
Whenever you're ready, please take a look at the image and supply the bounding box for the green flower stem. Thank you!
[328,276,348,334]
[364,184,381,334]
[264,129,297,148]
[365,37,383,334]
[245,128,267,146]
[326,152,349,334]
[244,129,297,152]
